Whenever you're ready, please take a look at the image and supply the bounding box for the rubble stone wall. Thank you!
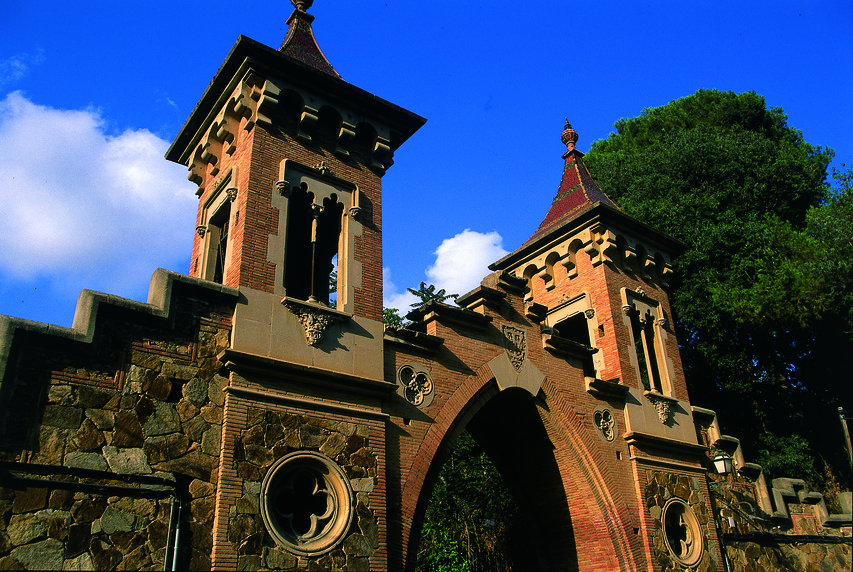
[0,280,236,570]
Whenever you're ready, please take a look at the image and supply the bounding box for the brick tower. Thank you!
[165,1,425,568]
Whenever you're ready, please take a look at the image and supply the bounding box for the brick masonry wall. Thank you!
[383,276,671,570]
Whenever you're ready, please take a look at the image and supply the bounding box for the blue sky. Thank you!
[1,1,851,326]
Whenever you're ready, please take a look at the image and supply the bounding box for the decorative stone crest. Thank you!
[283,301,341,346]
[593,408,616,441]
[397,364,434,407]
[584,308,596,319]
[196,225,207,237]
[501,324,526,372]
[645,391,676,424]
[313,161,331,175]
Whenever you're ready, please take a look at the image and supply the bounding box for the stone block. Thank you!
[43,405,82,429]
[99,507,135,535]
[143,402,182,437]
[9,538,63,570]
[112,411,144,448]
[64,451,109,472]
[7,514,46,546]
[103,446,153,475]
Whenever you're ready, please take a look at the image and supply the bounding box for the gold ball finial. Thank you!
[561,119,579,151]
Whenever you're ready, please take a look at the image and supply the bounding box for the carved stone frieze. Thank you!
[313,161,331,175]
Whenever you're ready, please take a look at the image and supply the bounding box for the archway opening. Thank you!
[414,387,578,572]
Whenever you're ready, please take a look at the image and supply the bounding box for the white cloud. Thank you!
[426,229,508,297]
[0,51,45,89]
[0,92,196,297]
[382,267,419,311]
[384,229,508,313]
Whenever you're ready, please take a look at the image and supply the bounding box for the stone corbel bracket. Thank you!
[644,390,679,424]
[371,135,393,172]
[585,377,628,400]
[455,285,506,312]
[281,298,350,346]
[585,223,619,269]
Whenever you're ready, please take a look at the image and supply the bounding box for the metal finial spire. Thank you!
[291,0,313,12]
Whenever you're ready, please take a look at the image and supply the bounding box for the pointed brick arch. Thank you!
[398,360,641,571]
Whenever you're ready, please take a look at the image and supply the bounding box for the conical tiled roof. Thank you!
[279,1,341,78]
[525,121,619,244]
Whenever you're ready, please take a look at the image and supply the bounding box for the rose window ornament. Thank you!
[397,364,435,408]
[260,452,354,556]
[661,498,703,567]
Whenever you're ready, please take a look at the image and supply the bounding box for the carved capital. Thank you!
[196,225,207,237]
[348,206,361,219]
[656,317,668,328]
[226,187,238,202]
[584,308,596,319]
[310,203,325,218]
[622,304,634,317]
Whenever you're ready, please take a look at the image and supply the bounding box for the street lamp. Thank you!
[713,451,733,475]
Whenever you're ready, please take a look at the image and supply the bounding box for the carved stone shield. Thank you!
[501,324,526,372]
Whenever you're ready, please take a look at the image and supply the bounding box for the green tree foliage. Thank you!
[383,307,405,327]
[584,89,851,484]
[417,431,519,572]
[408,282,458,309]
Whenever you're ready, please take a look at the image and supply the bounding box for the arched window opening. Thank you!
[284,187,345,308]
[632,308,663,393]
[210,201,231,284]
[554,313,595,377]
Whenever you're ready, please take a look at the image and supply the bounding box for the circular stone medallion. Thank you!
[260,451,355,556]
[661,497,703,567]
